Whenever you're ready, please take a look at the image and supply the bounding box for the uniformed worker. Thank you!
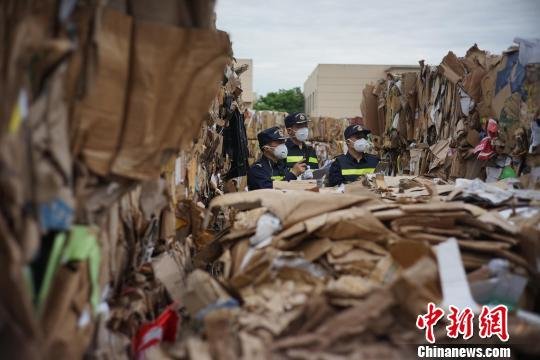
[247,127,307,190]
[328,125,380,186]
[284,112,319,171]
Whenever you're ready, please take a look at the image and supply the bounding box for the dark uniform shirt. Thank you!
[247,155,297,191]
[285,139,319,169]
[328,152,380,186]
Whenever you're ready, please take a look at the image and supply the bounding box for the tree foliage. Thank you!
[254,87,305,113]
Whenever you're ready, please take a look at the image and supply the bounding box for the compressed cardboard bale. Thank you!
[0,0,63,134]
[205,309,239,360]
[41,262,95,360]
[308,117,318,140]
[325,275,377,299]
[391,257,441,318]
[331,118,345,142]
[272,180,317,191]
[463,44,488,70]
[237,278,313,336]
[317,117,325,141]
[317,118,326,141]
[111,23,231,180]
[182,269,231,315]
[263,111,272,129]
[312,142,330,163]
[209,189,374,229]
[131,0,193,27]
[463,67,487,103]
[71,8,132,176]
[275,206,392,251]
[402,72,418,110]
[294,237,333,261]
[0,214,40,358]
[440,51,465,84]
[272,289,395,352]
[317,117,326,141]
[26,67,76,247]
[321,118,330,141]
[244,111,256,140]
[524,64,540,124]
[409,148,425,176]
[479,56,503,118]
[492,83,512,120]
[275,112,286,127]
[152,251,185,303]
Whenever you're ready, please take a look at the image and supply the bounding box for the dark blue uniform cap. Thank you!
[344,124,371,140]
[257,126,287,147]
[284,112,309,128]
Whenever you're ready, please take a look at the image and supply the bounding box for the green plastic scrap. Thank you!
[61,226,101,312]
[499,166,517,179]
[37,226,101,315]
[37,232,67,314]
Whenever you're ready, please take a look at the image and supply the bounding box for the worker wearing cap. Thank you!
[284,112,319,170]
[247,127,307,190]
[328,125,379,186]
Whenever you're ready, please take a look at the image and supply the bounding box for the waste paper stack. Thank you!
[146,175,539,359]
[0,0,235,358]
[2,2,539,358]
[309,116,350,143]
[309,117,350,164]
[245,112,350,165]
[361,42,540,184]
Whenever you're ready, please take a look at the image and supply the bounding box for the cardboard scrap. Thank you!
[182,269,231,316]
[4,3,540,358]
[152,252,184,303]
[71,8,132,176]
[272,180,317,191]
[111,25,231,180]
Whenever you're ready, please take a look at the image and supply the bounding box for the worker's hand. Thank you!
[302,169,314,180]
[291,162,307,177]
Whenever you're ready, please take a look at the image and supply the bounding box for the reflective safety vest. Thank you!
[341,168,375,176]
[335,153,379,183]
[247,156,297,191]
[286,155,319,167]
[285,139,319,169]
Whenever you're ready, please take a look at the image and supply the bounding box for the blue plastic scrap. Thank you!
[495,51,527,100]
[39,198,74,231]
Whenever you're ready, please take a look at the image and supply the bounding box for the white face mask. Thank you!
[294,127,309,142]
[268,144,288,159]
[352,138,370,153]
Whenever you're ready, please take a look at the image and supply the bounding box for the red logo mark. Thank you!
[446,305,475,340]
[416,302,445,343]
[478,305,509,342]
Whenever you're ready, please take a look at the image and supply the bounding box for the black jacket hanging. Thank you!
[221,94,249,179]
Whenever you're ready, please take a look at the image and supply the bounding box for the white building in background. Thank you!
[304,64,420,118]
[236,58,255,108]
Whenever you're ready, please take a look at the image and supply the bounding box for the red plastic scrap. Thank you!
[474,118,499,160]
[132,305,180,357]
[486,118,499,138]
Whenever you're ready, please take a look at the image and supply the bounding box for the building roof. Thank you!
[384,65,421,72]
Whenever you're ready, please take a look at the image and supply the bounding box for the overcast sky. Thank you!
[216,0,540,96]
